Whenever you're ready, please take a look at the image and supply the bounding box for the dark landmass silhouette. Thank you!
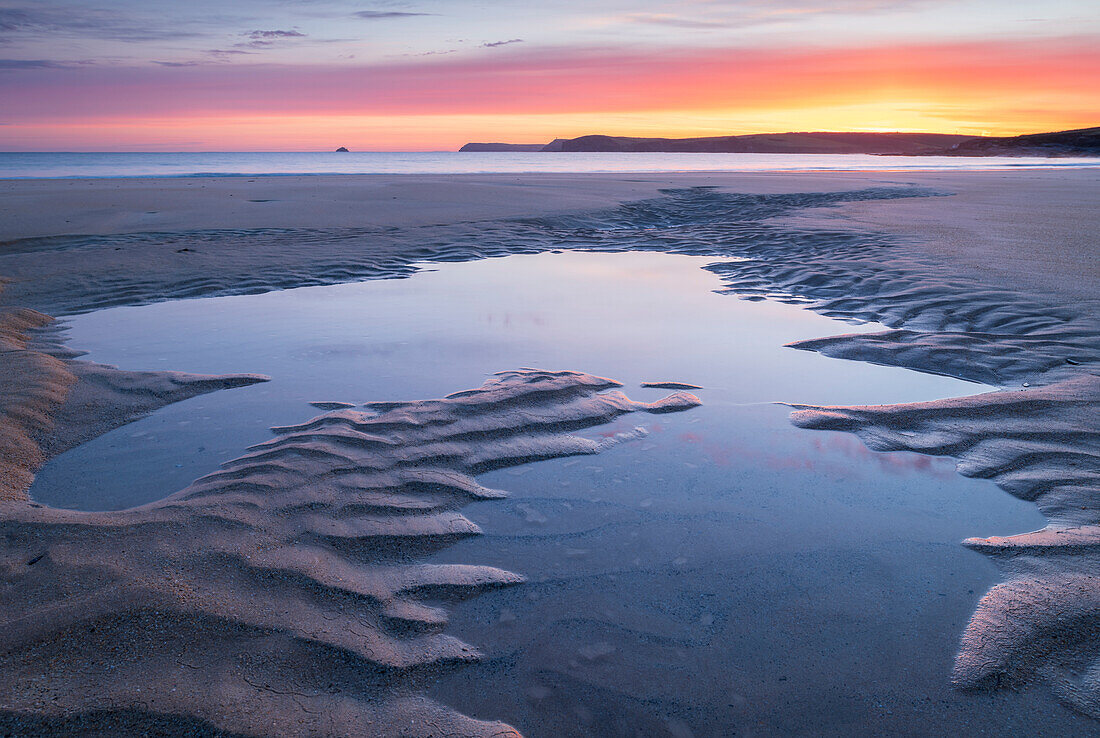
[461,132,970,154]
[550,132,972,154]
[334,146,350,152]
[927,127,1100,157]
[459,128,1099,157]
[458,142,549,152]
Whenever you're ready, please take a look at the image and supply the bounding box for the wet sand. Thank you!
[0,168,1098,735]
[2,169,1096,308]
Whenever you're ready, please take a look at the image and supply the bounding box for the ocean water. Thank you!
[2,150,1099,178]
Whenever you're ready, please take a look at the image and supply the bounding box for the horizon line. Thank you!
[2,125,1095,155]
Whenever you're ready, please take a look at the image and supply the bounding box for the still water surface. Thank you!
[31,251,1079,735]
[3,150,1099,178]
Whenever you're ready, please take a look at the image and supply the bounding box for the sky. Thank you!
[1,0,1097,150]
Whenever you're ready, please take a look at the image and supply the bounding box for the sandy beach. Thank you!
[3,169,1097,307]
[1,168,1098,736]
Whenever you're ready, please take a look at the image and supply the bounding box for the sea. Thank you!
[2,150,1099,178]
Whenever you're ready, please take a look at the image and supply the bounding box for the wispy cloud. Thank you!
[596,0,952,31]
[205,48,255,59]
[0,5,202,42]
[619,13,729,29]
[0,8,32,32]
[245,30,306,40]
[237,28,307,48]
[0,58,66,69]
[353,11,432,20]
[482,38,524,48]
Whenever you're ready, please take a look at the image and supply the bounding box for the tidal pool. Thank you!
[30,251,1084,735]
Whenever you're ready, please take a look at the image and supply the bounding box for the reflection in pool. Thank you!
[31,251,983,511]
[30,251,1079,735]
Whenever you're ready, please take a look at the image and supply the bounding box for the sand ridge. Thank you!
[736,193,1100,714]
[0,369,699,736]
[692,184,1100,714]
[791,376,1100,713]
[0,306,74,500]
[0,294,267,502]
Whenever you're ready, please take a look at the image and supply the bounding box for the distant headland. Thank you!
[458,142,549,152]
[460,127,1099,157]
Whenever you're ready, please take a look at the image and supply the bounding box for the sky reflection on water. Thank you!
[28,250,1076,735]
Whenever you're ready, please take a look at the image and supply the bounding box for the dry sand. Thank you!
[0,168,1097,735]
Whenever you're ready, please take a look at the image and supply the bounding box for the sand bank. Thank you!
[0,168,1098,733]
[0,369,697,736]
[0,300,266,501]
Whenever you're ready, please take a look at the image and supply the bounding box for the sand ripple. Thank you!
[0,369,699,736]
[0,187,930,316]
[791,375,1100,713]
[0,303,266,502]
[747,201,1100,715]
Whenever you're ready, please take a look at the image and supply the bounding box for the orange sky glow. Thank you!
[1,3,1097,150]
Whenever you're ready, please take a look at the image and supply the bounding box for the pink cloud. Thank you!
[2,36,1097,123]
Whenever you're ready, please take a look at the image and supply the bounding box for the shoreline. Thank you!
[1,169,1097,734]
[3,157,1097,181]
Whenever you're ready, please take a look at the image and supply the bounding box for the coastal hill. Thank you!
[459,128,1099,156]
[931,127,1100,157]
[458,142,551,152]
[549,132,972,154]
[460,132,972,154]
